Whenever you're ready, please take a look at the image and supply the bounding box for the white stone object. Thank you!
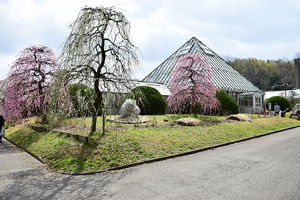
[120,99,141,118]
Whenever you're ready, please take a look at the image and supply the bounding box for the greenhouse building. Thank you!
[143,37,264,113]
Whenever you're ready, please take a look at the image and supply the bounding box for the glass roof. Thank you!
[143,37,261,93]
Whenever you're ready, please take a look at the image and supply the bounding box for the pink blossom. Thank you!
[3,45,59,121]
[168,53,219,113]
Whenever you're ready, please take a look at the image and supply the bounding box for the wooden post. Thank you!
[102,111,105,135]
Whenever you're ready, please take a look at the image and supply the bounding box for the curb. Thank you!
[3,137,45,164]
[5,125,300,176]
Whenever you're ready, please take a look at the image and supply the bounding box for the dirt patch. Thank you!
[55,118,233,134]
[107,115,150,124]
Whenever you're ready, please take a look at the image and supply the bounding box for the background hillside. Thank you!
[227,58,296,91]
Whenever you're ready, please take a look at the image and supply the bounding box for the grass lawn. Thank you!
[5,116,300,173]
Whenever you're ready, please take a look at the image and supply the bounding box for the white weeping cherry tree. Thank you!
[60,6,139,134]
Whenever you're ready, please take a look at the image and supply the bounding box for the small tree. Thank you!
[289,91,299,108]
[168,53,219,114]
[47,70,73,125]
[3,45,59,122]
[68,84,95,117]
[60,6,139,133]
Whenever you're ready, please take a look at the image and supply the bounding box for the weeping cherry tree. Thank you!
[3,45,59,122]
[60,6,139,133]
[168,53,219,114]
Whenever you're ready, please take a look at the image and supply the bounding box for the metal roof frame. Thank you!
[143,37,261,93]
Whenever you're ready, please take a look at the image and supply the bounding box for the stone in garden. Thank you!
[226,114,248,121]
[106,99,150,124]
[175,117,203,126]
[119,99,140,118]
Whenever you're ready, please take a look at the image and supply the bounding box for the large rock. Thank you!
[226,114,248,121]
[175,117,203,126]
[120,99,140,118]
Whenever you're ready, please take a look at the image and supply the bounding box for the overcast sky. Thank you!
[1,0,300,80]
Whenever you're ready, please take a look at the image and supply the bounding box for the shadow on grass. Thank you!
[74,144,95,172]
[8,129,43,149]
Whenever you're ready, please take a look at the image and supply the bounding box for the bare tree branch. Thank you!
[60,6,139,133]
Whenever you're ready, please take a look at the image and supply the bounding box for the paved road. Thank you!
[0,128,300,200]
[0,139,45,179]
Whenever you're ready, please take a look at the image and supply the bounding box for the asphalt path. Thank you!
[0,127,300,200]
[0,139,45,180]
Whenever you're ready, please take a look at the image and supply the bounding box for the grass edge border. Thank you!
[5,125,300,176]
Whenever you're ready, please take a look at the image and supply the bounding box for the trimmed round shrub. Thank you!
[266,96,291,111]
[216,90,239,115]
[130,86,167,115]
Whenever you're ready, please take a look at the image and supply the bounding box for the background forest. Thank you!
[227,58,297,91]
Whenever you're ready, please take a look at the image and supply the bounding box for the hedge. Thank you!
[216,90,239,115]
[266,96,291,111]
[130,86,167,115]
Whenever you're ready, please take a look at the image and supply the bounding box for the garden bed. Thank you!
[5,115,300,173]
[54,114,226,136]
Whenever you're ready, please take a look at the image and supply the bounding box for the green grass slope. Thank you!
[5,116,300,173]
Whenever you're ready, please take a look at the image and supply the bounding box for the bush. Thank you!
[69,84,95,117]
[130,86,167,115]
[266,96,291,111]
[216,90,239,115]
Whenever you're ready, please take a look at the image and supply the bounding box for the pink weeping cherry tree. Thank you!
[2,82,24,121]
[3,45,59,122]
[168,53,219,114]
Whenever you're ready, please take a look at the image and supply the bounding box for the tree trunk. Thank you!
[91,112,97,134]
[90,79,102,134]
[41,115,48,124]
